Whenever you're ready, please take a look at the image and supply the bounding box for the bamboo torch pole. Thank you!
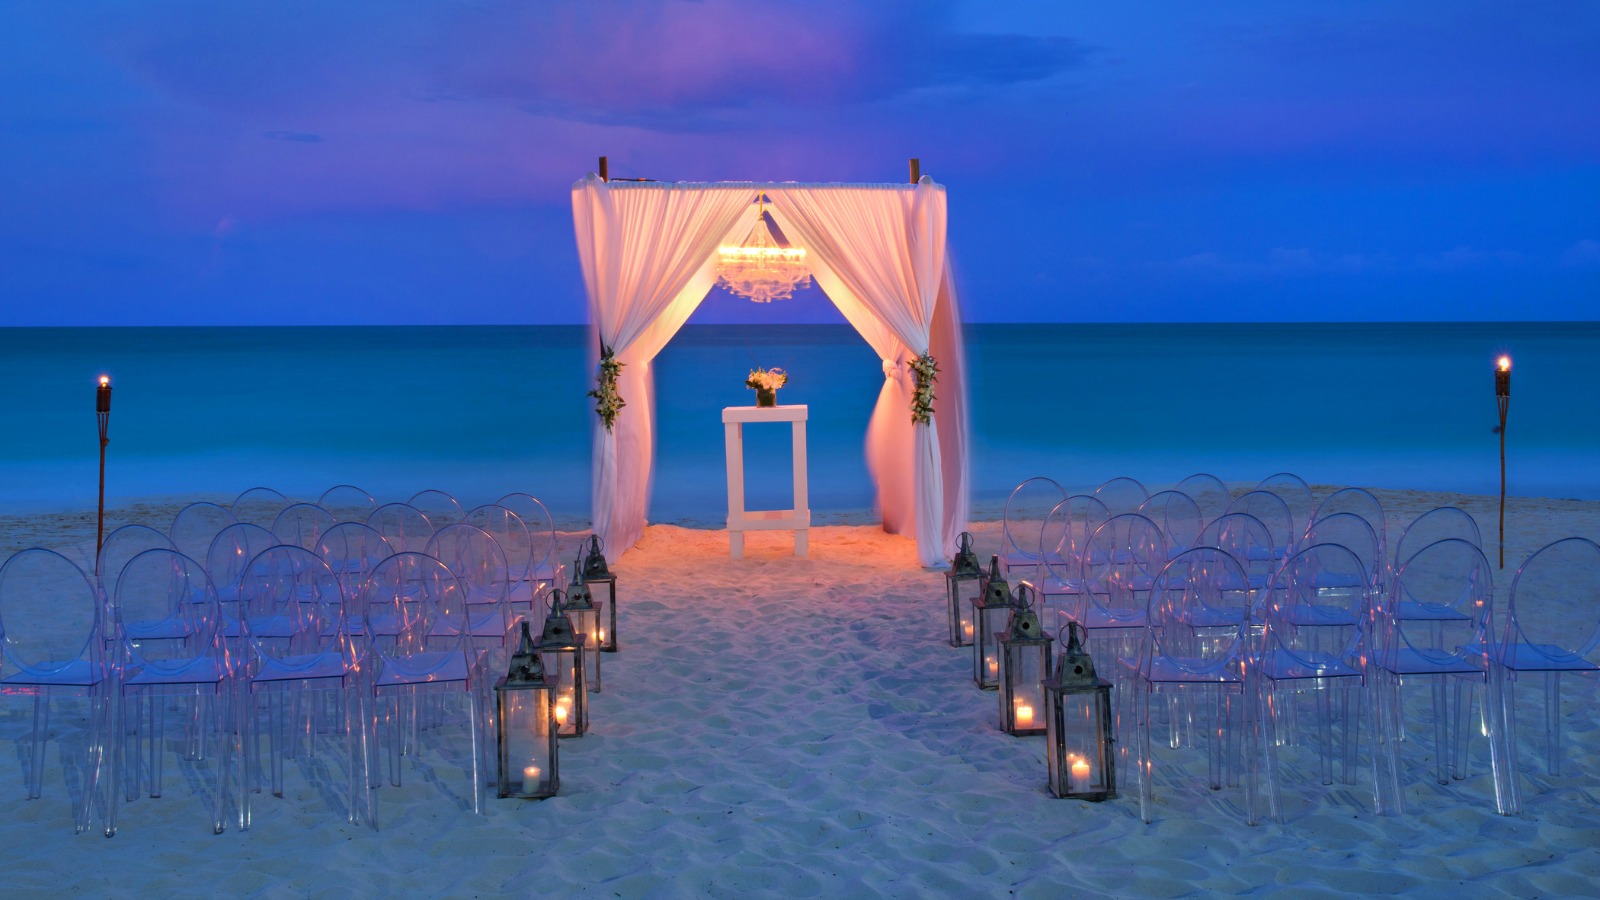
[96,375,112,566]
[1495,356,1510,568]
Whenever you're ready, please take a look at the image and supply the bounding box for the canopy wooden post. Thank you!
[909,158,920,183]
[598,156,609,182]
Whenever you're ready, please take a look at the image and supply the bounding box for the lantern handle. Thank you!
[1015,581,1035,609]
[1055,621,1086,648]
[956,531,973,553]
[547,588,566,613]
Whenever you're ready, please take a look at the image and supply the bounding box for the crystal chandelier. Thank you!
[716,198,811,303]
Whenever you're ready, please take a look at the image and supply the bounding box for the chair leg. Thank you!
[1138,688,1154,824]
[29,694,49,800]
[1544,671,1562,776]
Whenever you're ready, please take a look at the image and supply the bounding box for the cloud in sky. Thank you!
[1,1,1596,324]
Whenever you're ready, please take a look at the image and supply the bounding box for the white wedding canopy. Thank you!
[571,173,970,567]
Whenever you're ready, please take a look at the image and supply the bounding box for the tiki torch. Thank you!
[96,375,111,565]
[1495,356,1510,569]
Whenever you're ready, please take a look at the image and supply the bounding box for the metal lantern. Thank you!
[495,620,559,799]
[1044,622,1117,801]
[534,589,589,738]
[998,585,1052,736]
[945,531,983,647]
[971,555,1021,690]
[563,556,604,692]
[582,535,619,652]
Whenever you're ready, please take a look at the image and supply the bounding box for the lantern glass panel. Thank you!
[972,600,1014,689]
[946,571,981,647]
[589,574,618,652]
[495,679,557,799]
[1045,680,1117,800]
[565,603,604,693]
[542,642,588,738]
[1000,637,1050,736]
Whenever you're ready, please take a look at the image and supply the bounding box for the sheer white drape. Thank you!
[572,175,755,557]
[571,177,968,566]
[767,178,952,565]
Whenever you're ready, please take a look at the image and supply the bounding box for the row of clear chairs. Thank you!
[1019,496,1592,824]
[0,538,521,835]
[3,485,570,835]
[1100,533,1514,825]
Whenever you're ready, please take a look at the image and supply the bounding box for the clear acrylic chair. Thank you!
[367,502,436,554]
[1255,543,1399,821]
[315,521,395,600]
[0,548,111,834]
[426,524,516,673]
[230,486,291,530]
[204,522,279,638]
[1093,475,1150,515]
[1000,476,1066,582]
[1376,538,1513,814]
[1311,488,1388,575]
[1496,537,1600,811]
[359,552,483,829]
[1394,506,1481,573]
[97,524,177,612]
[408,489,464,529]
[1138,490,1204,558]
[1195,512,1276,595]
[1254,473,1316,546]
[1301,513,1382,592]
[497,493,563,596]
[1174,473,1233,523]
[318,484,379,524]
[238,545,362,826]
[1120,547,1257,824]
[1071,513,1167,675]
[110,548,240,835]
[1037,494,1109,616]
[464,505,537,612]
[1227,490,1296,564]
[169,501,238,570]
[271,502,336,551]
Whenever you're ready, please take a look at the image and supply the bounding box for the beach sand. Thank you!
[2,488,1598,897]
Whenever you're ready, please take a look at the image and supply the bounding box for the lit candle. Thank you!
[1070,756,1092,792]
[987,656,999,677]
[555,700,570,727]
[522,764,542,793]
[962,621,974,640]
[1015,703,1034,728]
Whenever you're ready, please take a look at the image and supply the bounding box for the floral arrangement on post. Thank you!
[746,367,788,407]
[909,352,938,425]
[589,346,625,431]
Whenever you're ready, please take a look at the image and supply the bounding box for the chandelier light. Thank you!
[716,197,811,303]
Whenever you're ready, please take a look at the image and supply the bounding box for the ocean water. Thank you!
[2,322,1596,525]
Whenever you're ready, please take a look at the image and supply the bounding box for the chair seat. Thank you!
[253,652,351,684]
[1122,655,1243,686]
[1396,601,1471,623]
[1079,604,1145,630]
[1,660,104,688]
[1177,607,1249,629]
[373,651,469,687]
[1498,642,1600,673]
[1279,604,1361,628]
[1379,647,1485,677]
[1257,648,1363,682]
[124,654,227,686]
[1036,575,1088,598]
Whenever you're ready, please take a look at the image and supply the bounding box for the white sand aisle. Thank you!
[2,499,1599,897]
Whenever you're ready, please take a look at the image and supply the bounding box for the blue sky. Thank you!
[2,1,1595,325]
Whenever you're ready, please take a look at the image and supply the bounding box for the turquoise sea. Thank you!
[3,322,1596,525]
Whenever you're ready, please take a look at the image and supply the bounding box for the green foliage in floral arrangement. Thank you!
[910,352,938,425]
[745,367,789,392]
[589,346,625,431]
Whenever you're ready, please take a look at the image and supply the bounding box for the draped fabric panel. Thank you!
[767,179,949,564]
[571,177,969,567]
[572,175,755,558]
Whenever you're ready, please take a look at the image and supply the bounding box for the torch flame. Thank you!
[1497,356,1511,372]
[99,375,110,386]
